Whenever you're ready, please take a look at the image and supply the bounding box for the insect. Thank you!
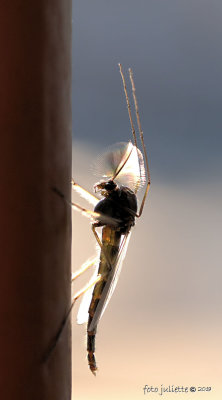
[71,64,151,375]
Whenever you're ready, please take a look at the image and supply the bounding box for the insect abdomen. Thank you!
[87,314,97,375]
[87,227,121,375]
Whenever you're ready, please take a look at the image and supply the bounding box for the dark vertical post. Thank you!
[0,2,72,399]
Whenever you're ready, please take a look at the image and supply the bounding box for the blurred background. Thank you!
[72,1,222,399]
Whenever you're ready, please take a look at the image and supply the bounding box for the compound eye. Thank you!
[105,181,116,191]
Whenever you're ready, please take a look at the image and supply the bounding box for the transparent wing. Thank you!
[100,232,131,319]
[92,142,146,192]
[88,232,131,332]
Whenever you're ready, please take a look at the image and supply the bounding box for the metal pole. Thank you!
[0,2,72,399]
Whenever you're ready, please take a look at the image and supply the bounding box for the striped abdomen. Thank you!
[87,226,121,375]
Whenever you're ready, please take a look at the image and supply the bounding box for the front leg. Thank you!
[72,179,99,206]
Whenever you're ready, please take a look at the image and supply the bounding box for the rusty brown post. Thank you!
[0,2,72,399]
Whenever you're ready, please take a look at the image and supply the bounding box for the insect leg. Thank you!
[71,201,102,220]
[72,201,121,227]
[118,63,138,149]
[129,68,151,217]
[43,272,103,363]
[72,179,99,206]
[118,63,142,193]
[53,186,120,225]
[73,274,102,302]
[72,257,97,281]
[52,185,100,220]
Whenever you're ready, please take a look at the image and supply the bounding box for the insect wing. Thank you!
[116,143,146,192]
[92,142,146,192]
[100,233,131,319]
[88,233,131,332]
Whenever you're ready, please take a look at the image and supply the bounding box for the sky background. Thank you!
[72,1,222,399]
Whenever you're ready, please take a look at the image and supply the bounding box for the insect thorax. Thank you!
[94,185,137,234]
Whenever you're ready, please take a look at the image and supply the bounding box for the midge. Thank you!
[72,64,151,375]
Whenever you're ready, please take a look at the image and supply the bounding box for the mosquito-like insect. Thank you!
[72,64,151,375]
